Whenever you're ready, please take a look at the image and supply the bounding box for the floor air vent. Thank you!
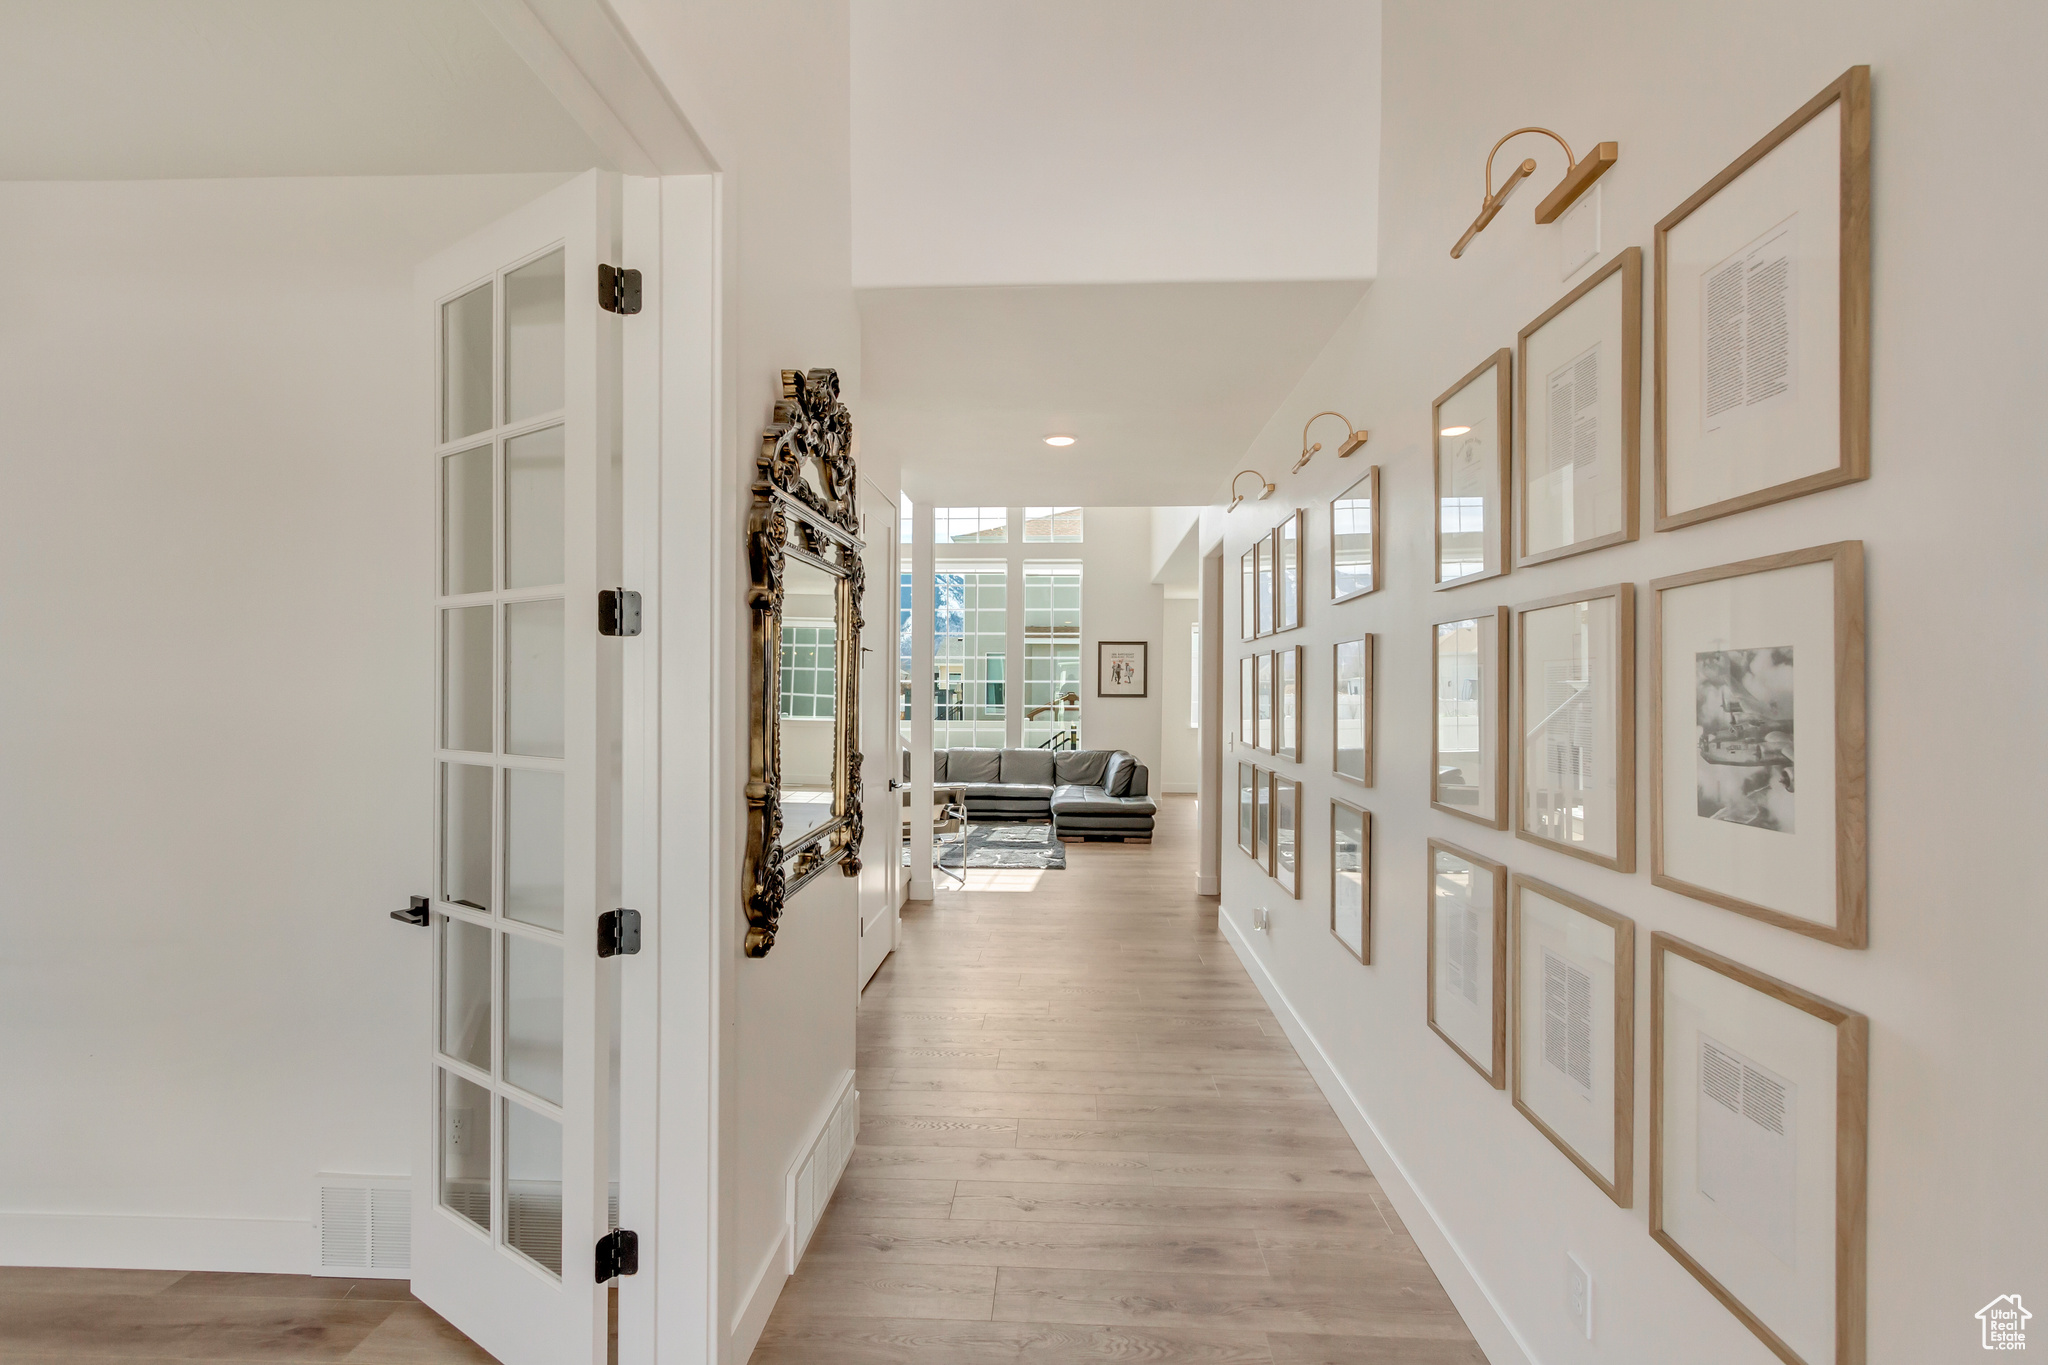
[316,1176,411,1277]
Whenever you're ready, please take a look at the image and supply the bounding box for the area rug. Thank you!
[935,822,1067,870]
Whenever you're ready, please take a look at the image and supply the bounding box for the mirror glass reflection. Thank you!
[778,531,841,844]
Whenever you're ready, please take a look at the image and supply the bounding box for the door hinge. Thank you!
[596,1228,639,1281]
[599,588,642,637]
[598,263,642,315]
[598,908,642,958]
[390,895,429,927]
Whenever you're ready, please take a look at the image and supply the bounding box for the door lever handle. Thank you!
[391,896,430,927]
[888,779,905,791]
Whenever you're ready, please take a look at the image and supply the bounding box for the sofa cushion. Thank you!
[963,782,1054,800]
[1053,749,1111,787]
[1102,753,1137,797]
[1000,749,1056,786]
[946,748,1001,783]
[933,749,947,782]
[1051,785,1157,817]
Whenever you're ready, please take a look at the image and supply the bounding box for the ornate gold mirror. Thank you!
[745,369,863,956]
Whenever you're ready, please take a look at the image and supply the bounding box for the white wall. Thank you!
[1210,5,2048,1365]
[850,0,1381,288]
[0,171,573,1269]
[1158,596,1200,793]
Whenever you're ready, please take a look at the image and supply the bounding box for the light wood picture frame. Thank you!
[1240,548,1256,641]
[1253,763,1271,867]
[1330,799,1371,963]
[1238,655,1256,748]
[1331,466,1381,602]
[1235,761,1257,859]
[1270,771,1301,896]
[1654,66,1871,531]
[1514,582,1636,872]
[1434,348,1512,589]
[1276,645,1302,762]
[1255,651,1274,752]
[1432,606,1510,828]
[1427,838,1509,1088]
[1333,636,1374,786]
[1511,874,1636,1207]
[1517,246,1642,568]
[1254,534,1274,637]
[1650,542,1865,947]
[1275,510,1305,631]
[1096,640,1148,697]
[1651,932,1868,1365]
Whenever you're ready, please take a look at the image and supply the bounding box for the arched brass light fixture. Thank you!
[1228,469,1276,512]
[1293,411,1369,472]
[1451,127,1618,259]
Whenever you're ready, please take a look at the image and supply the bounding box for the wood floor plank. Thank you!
[874,1069,1226,1097]
[859,1115,1022,1147]
[1263,1331,1489,1364]
[1013,1119,1358,1155]
[991,1267,1469,1335]
[951,1182,1384,1231]
[859,1090,1101,1120]
[765,1262,998,1324]
[750,1316,1276,1364]
[804,1217,1270,1275]
[0,1290,398,1361]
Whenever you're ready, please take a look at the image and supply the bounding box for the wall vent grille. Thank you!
[786,1073,859,1273]
[315,1175,410,1277]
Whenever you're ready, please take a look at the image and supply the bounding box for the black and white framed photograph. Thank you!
[1515,583,1635,871]
[1427,838,1509,1087]
[1097,640,1148,697]
[1334,636,1374,786]
[1434,349,1512,588]
[1330,799,1371,963]
[1276,645,1301,762]
[1432,607,1509,828]
[1655,67,1871,530]
[1271,772,1300,896]
[1651,933,1868,1365]
[1651,543,1865,947]
[1331,466,1380,602]
[1512,874,1636,1207]
[1518,246,1642,567]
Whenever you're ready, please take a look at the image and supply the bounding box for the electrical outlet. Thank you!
[1249,906,1271,933]
[1566,1251,1593,1340]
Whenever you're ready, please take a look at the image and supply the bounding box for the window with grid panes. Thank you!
[933,567,1007,749]
[779,621,836,719]
[1022,507,1083,542]
[1023,565,1082,750]
[899,566,913,745]
[933,507,1008,543]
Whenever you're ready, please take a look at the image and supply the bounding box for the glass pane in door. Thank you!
[440,917,492,1072]
[503,1098,564,1276]
[505,599,565,758]
[441,763,494,912]
[504,250,565,424]
[503,934,564,1106]
[504,768,564,931]
[505,425,565,589]
[443,446,494,595]
[439,1069,492,1233]
[443,606,495,753]
[443,283,494,443]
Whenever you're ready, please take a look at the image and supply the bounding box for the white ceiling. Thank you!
[0,0,612,179]
[860,279,1369,507]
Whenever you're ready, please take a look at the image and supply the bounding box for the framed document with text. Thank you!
[1427,838,1508,1088]
[1655,67,1871,530]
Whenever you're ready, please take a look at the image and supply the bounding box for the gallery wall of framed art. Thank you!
[1202,32,2024,1363]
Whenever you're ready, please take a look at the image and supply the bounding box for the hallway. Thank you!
[751,796,1485,1364]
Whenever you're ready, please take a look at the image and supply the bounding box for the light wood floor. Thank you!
[750,795,1486,1365]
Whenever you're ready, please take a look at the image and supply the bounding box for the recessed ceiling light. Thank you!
[1440,425,1472,436]
[1043,435,1076,446]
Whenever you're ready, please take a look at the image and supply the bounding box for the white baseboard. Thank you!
[1217,908,1536,1365]
[0,1211,309,1273]
[907,875,934,902]
[1196,875,1219,896]
[727,1226,788,1365]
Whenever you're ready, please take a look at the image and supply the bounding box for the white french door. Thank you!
[414,170,623,1365]
[857,479,900,987]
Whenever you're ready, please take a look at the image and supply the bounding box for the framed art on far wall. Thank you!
[1434,348,1512,588]
[1256,650,1274,752]
[1517,246,1642,567]
[1432,607,1510,829]
[1334,636,1374,786]
[1331,466,1380,602]
[1274,511,1304,632]
[1236,761,1257,859]
[1515,583,1636,872]
[1650,542,1866,947]
[1239,655,1256,748]
[1512,874,1636,1207]
[1330,799,1370,963]
[1097,641,1148,697]
[1253,763,1271,868]
[1655,66,1871,531]
[1255,534,1274,637]
[1651,932,1868,1365]
[1270,772,1301,896]
[1241,548,1256,641]
[1428,838,1508,1087]
[1276,645,1301,762]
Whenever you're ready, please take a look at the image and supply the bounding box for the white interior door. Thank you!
[414,170,622,1365]
[857,479,900,987]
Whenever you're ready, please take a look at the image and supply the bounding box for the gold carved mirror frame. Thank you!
[745,368,863,957]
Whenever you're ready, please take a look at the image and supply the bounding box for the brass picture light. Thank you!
[1228,469,1276,512]
[1451,128,1618,259]
[1293,411,1369,472]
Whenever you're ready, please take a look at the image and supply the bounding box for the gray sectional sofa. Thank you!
[910,747,1157,840]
